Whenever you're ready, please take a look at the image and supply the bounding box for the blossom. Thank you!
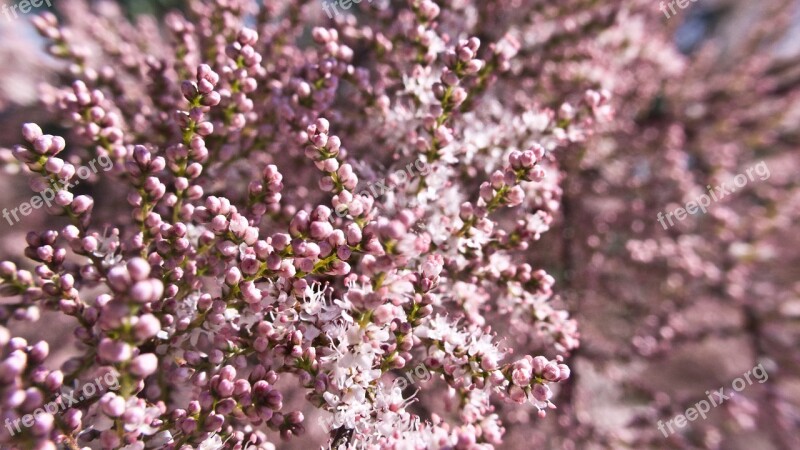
[0,1,673,449]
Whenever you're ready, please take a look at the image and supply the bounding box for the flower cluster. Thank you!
[0,1,626,449]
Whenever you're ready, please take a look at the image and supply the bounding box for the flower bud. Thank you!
[22,123,43,142]
[98,338,132,363]
[130,353,158,378]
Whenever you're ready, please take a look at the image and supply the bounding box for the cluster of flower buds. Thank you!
[508,145,547,182]
[220,28,261,130]
[0,262,38,312]
[407,0,441,64]
[304,119,345,185]
[457,146,547,236]
[181,64,222,110]
[382,318,415,370]
[154,225,201,301]
[164,13,199,79]
[23,230,65,269]
[0,338,60,447]
[0,1,613,448]
[14,124,65,169]
[287,207,354,277]
[106,257,165,305]
[304,118,377,221]
[32,12,90,78]
[126,146,169,243]
[418,253,443,293]
[417,37,486,166]
[487,33,521,73]
[365,210,426,268]
[504,355,570,417]
[94,395,164,448]
[302,28,352,109]
[11,125,96,227]
[437,38,485,108]
[584,89,614,123]
[57,80,126,160]
[196,197,260,246]
[248,164,284,221]
[176,65,221,170]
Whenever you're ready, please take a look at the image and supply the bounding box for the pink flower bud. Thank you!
[134,314,161,341]
[532,383,552,402]
[31,412,54,436]
[100,393,126,417]
[98,338,132,363]
[229,214,248,236]
[543,362,561,381]
[216,379,234,397]
[197,64,219,85]
[127,258,151,281]
[181,80,198,99]
[211,215,228,232]
[507,185,525,206]
[289,211,310,237]
[344,224,362,245]
[532,356,548,374]
[336,245,351,260]
[45,157,65,174]
[130,353,158,378]
[309,221,333,240]
[45,370,63,391]
[226,267,242,285]
[508,385,526,403]
[22,123,43,142]
[33,135,53,154]
[71,195,94,214]
[107,266,131,291]
[131,280,163,303]
[241,257,259,275]
[196,122,214,136]
[63,408,82,430]
[241,281,262,304]
[204,413,224,431]
[557,364,570,381]
[30,341,49,362]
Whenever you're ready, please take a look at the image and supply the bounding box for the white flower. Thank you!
[413,314,449,340]
[401,66,437,106]
[323,391,340,406]
[198,433,224,450]
[148,431,173,448]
